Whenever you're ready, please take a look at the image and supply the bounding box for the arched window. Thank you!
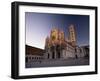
[48,53,49,59]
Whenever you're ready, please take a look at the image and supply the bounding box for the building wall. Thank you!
[75,46,89,58]
[62,43,75,59]
[26,55,43,62]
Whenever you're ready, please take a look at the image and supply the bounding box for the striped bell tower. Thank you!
[69,24,77,46]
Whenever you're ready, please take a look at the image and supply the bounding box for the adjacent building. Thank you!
[26,45,44,62]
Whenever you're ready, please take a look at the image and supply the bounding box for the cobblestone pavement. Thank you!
[26,58,89,68]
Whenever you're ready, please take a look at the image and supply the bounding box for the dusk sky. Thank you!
[25,12,89,49]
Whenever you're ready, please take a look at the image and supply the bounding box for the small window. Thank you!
[32,57,34,59]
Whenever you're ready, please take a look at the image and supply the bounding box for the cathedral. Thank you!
[44,24,87,59]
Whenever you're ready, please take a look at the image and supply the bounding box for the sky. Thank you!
[25,12,89,49]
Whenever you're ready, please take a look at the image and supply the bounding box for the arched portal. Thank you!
[48,53,50,59]
[58,52,60,58]
[52,52,55,59]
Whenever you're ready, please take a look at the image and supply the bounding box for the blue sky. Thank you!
[25,12,89,49]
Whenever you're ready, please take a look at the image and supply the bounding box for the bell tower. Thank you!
[69,24,77,46]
